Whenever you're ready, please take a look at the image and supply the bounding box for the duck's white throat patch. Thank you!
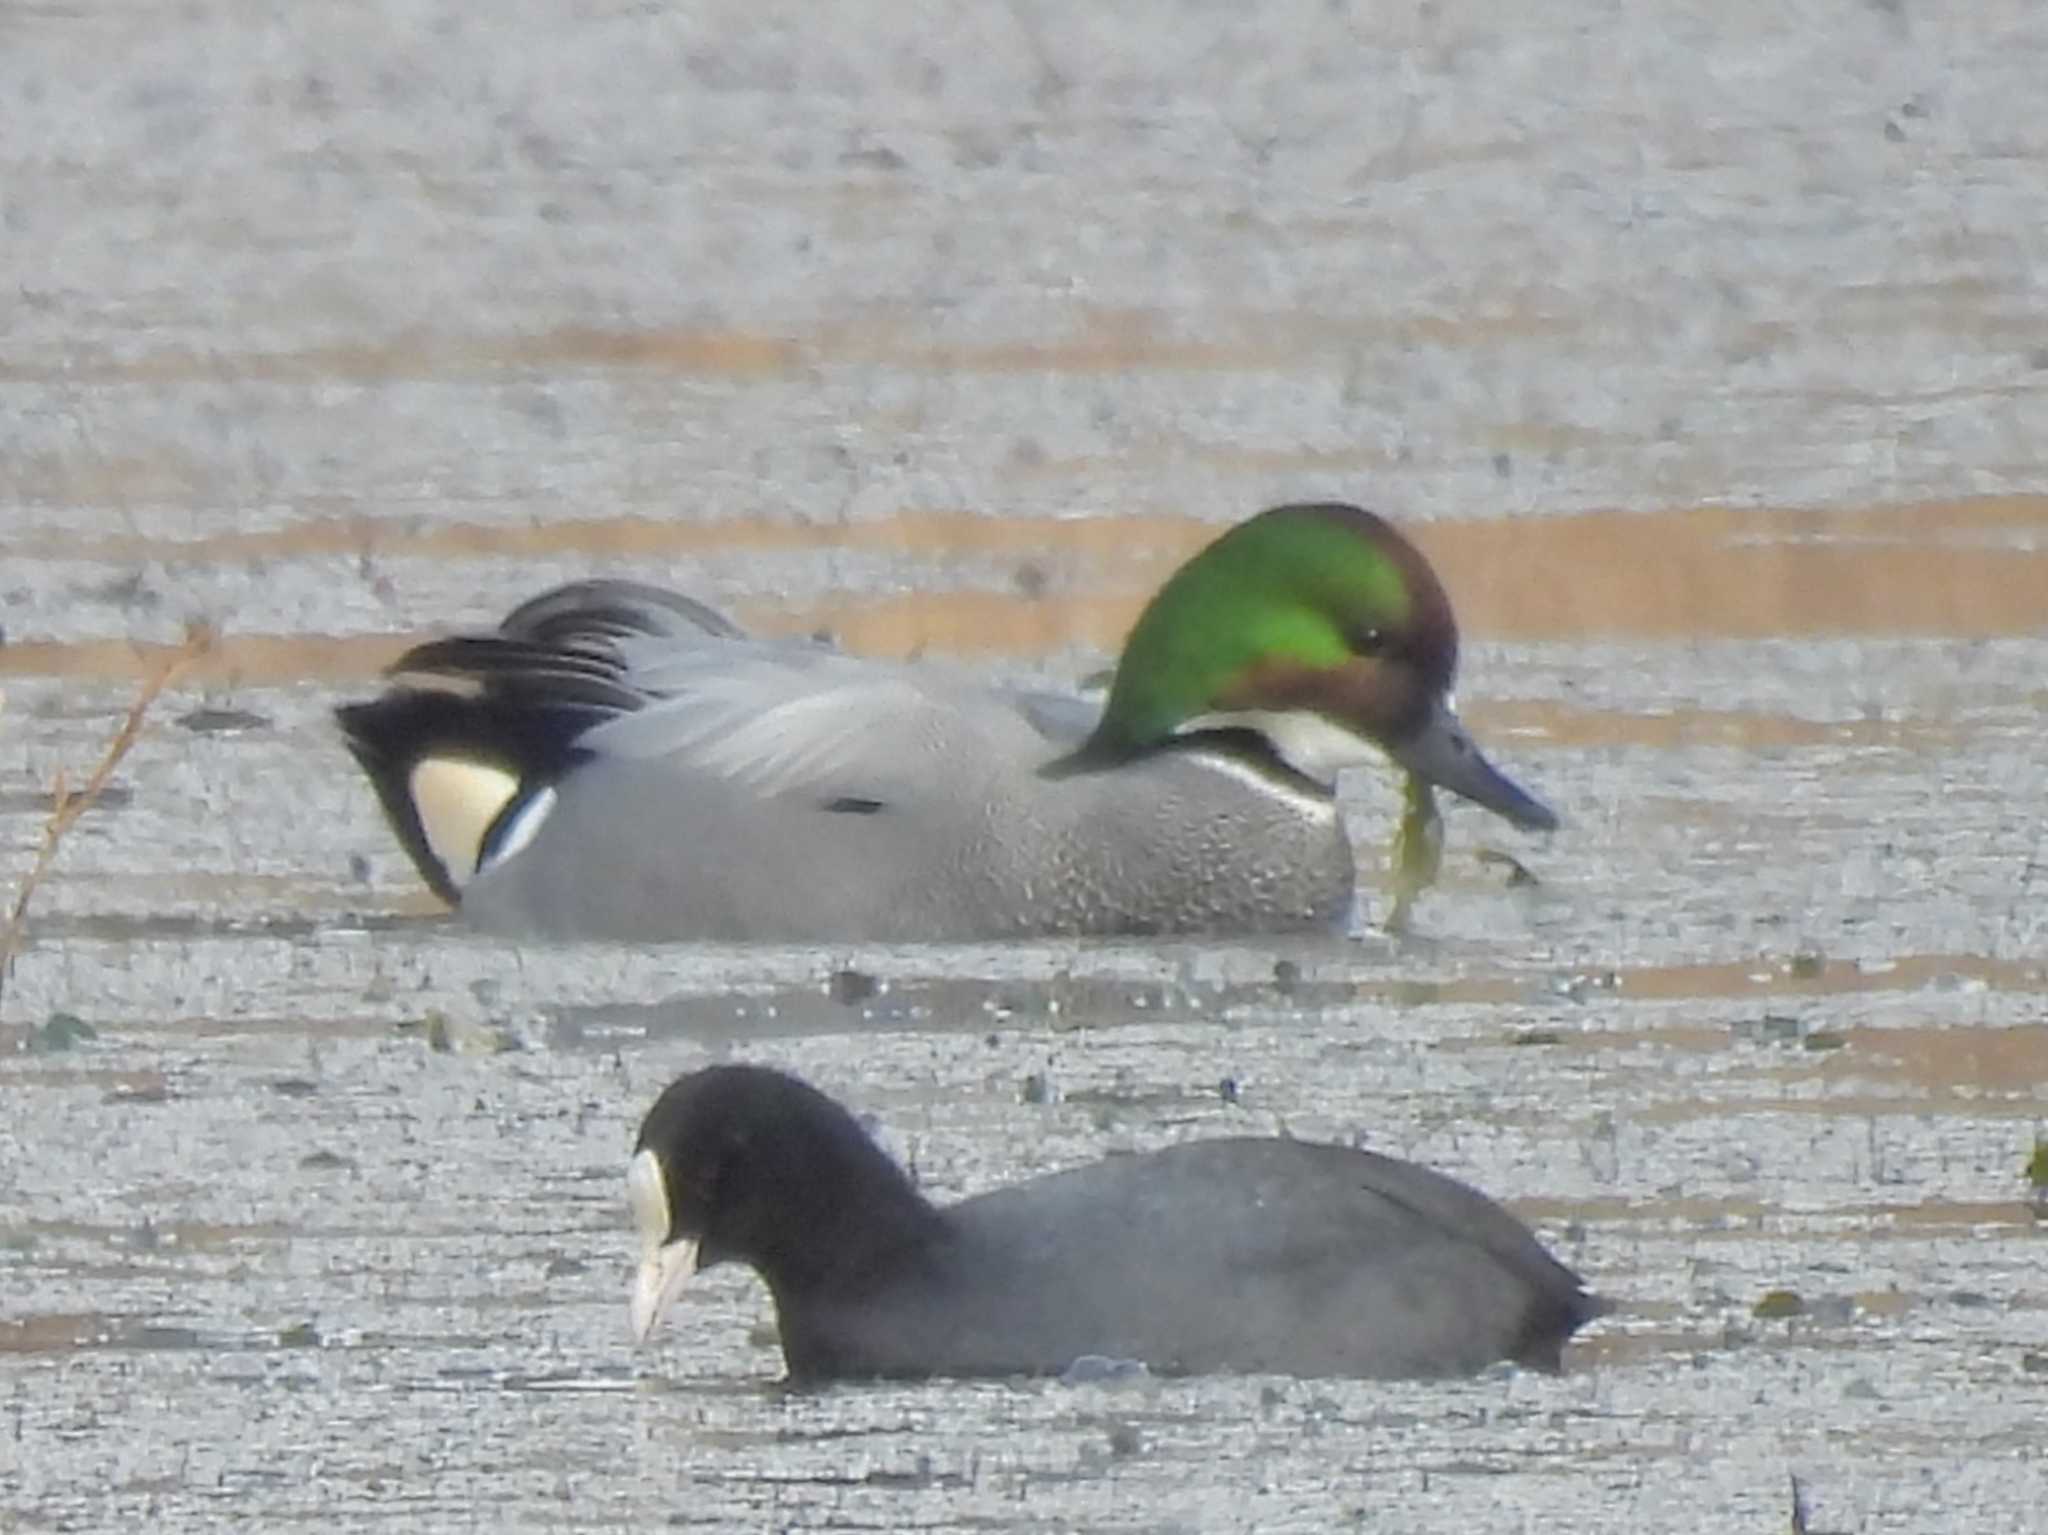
[1181,709,1380,787]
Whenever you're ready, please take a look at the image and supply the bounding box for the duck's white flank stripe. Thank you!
[1181,738,1344,818]
[482,785,558,875]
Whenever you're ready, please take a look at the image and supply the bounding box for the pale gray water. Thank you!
[5,1,2048,1531]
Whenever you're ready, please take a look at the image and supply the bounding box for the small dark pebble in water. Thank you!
[348,853,372,883]
[1,784,133,813]
[1020,1072,1052,1106]
[177,707,271,735]
[1754,1289,1806,1319]
[299,1149,352,1171]
[1476,847,1540,887]
[1105,1423,1145,1457]
[1272,959,1301,994]
[277,1322,321,1348]
[85,571,159,610]
[27,1013,98,1053]
[1741,1013,1805,1046]
[269,1077,318,1098]
[126,1324,203,1350]
[827,967,878,1005]
[1217,1076,1240,1104]
[1513,1028,1564,1046]
[545,1255,589,1278]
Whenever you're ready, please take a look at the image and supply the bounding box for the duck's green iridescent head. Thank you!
[1073,502,1556,833]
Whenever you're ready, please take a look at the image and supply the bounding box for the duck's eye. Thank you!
[1354,628,1385,654]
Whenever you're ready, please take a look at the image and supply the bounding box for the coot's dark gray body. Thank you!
[629,1067,1601,1382]
[780,1137,1595,1381]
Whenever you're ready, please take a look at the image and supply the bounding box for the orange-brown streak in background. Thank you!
[1425,497,2048,641]
[2,498,2044,684]
[2,508,1202,567]
[4,307,1579,385]
[0,327,802,385]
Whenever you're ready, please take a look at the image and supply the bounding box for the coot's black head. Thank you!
[627,1064,934,1344]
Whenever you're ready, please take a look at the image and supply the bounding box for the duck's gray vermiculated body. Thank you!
[469,701,1352,942]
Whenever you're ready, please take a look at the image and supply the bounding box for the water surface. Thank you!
[4,2,2047,1530]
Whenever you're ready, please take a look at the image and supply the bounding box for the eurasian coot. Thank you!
[628,1065,1601,1382]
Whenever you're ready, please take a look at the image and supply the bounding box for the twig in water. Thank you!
[0,623,214,1015]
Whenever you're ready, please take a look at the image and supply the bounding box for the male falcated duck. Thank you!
[336,503,1555,940]
[627,1065,1602,1381]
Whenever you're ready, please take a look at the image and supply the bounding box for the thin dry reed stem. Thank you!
[0,622,214,1016]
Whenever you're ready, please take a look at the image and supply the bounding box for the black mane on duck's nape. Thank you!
[332,640,626,905]
[333,685,600,904]
[334,579,745,901]
[637,1066,946,1298]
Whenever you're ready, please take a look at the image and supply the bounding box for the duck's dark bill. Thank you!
[1390,701,1559,833]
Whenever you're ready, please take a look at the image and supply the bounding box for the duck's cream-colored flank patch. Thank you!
[408,756,521,887]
